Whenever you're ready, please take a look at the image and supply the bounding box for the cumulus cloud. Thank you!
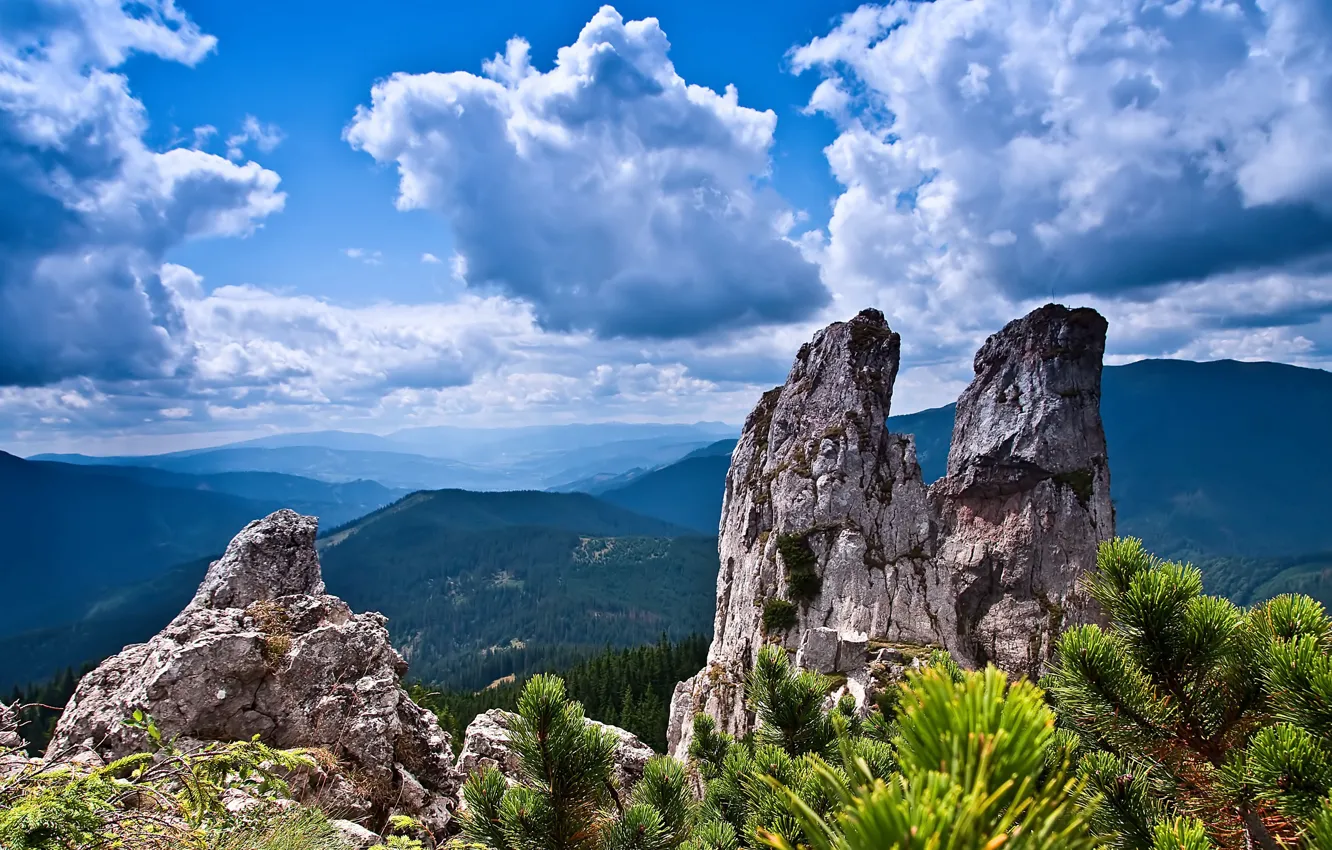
[343,248,383,265]
[345,5,827,340]
[421,252,442,264]
[225,114,285,161]
[0,0,285,388]
[791,0,1332,373]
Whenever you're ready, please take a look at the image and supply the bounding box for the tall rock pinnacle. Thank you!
[932,304,1112,672]
[667,304,1113,758]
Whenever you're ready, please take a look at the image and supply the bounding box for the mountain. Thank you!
[42,462,404,519]
[317,490,717,688]
[31,445,500,492]
[0,453,291,637]
[32,422,739,493]
[598,441,736,533]
[0,488,719,691]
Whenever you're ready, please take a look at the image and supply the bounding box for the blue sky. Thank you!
[2,0,1331,454]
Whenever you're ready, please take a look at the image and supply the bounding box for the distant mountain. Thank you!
[385,422,736,459]
[0,488,719,691]
[598,441,737,533]
[0,452,393,638]
[46,463,404,518]
[31,445,498,492]
[33,422,739,493]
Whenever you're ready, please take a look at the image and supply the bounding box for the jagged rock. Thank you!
[0,701,37,778]
[455,709,655,797]
[0,701,21,751]
[45,510,460,835]
[667,305,1113,757]
[837,634,868,670]
[190,509,325,609]
[930,304,1112,672]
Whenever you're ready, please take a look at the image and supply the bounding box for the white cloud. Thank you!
[345,5,827,339]
[421,252,442,264]
[0,0,285,388]
[343,248,383,265]
[192,124,217,149]
[225,114,285,161]
[790,0,1332,378]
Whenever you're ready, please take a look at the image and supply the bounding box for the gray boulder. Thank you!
[45,510,460,835]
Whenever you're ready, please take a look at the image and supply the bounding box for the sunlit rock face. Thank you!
[46,509,462,834]
[668,304,1112,758]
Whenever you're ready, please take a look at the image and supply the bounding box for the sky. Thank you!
[2,0,1331,456]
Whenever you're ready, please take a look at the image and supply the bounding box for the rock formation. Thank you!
[668,305,1112,758]
[45,510,461,835]
[456,708,655,797]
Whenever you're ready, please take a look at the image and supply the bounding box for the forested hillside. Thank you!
[0,489,719,692]
[0,453,306,636]
[410,634,709,753]
[598,441,734,533]
[319,490,717,687]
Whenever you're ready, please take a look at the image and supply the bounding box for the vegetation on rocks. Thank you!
[411,635,708,753]
[0,711,333,850]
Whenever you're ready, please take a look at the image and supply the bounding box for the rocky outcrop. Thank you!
[456,709,655,798]
[668,305,1113,757]
[45,509,461,835]
[932,304,1113,673]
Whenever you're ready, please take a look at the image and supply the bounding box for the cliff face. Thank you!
[668,304,1112,757]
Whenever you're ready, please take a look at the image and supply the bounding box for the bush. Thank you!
[762,600,797,633]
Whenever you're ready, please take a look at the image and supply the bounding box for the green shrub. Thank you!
[775,533,820,602]
[761,599,798,633]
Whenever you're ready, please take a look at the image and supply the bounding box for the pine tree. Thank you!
[459,674,698,850]
[1044,537,1332,849]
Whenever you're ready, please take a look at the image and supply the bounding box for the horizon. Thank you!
[3,0,1331,456]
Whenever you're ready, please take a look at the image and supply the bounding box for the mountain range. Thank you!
[0,451,402,637]
[0,488,718,691]
[4,360,1330,690]
[33,422,737,492]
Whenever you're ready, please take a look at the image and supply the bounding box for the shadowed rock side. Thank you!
[667,305,1113,758]
[45,509,461,834]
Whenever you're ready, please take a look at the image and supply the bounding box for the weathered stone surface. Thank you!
[332,819,381,850]
[796,628,839,674]
[456,709,655,796]
[667,304,1113,757]
[189,509,324,609]
[0,701,21,752]
[45,510,460,835]
[931,304,1112,672]
[837,634,868,671]
[0,701,37,778]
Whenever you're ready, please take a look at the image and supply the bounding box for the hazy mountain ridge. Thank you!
[32,422,738,493]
